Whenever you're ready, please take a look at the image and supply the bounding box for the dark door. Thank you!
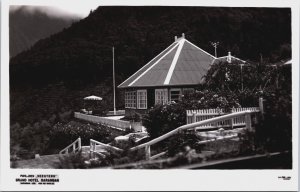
[147,88,155,108]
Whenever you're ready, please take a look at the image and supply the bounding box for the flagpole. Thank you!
[113,46,116,115]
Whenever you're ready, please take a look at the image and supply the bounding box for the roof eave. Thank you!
[117,83,204,89]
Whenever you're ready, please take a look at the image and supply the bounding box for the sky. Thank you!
[45,3,100,17]
[10,2,101,18]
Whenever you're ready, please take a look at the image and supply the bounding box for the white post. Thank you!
[78,137,81,151]
[192,112,197,131]
[73,143,76,153]
[90,140,93,159]
[240,64,244,92]
[145,145,151,160]
[113,47,116,115]
[192,112,197,123]
[245,113,252,132]
[259,97,264,118]
[230,108,234,128]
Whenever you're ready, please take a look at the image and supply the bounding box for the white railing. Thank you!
[186,107,259,129]
[130,110,256,160]
[90,139,123,159]
[59,137,82,155]
[231,107,260,127]
[74,112,131,130]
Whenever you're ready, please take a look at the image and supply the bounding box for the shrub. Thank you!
[10,120,52,159]
[143,103,186,138]
[56,151,108,169]
[57,151,88,169]
[165,133,199,156]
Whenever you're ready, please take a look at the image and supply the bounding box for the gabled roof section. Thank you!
[118,35,216,88]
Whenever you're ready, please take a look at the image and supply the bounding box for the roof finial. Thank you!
[227,51,232,63]
[182,33,185,39]
[175,36,177,41]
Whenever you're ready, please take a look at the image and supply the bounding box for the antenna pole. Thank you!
[210,41,219,57]
[113,46,116,115]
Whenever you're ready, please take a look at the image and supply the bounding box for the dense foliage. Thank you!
[10,115,125,159]
[49,120,126,150]
[204,60,289,93]
[10,110,73,159]
[254,89,292,152]
[203,60,292,152]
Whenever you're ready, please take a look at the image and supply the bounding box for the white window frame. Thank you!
[125,91,136,109]
[169,88,182,102]
[137,90,147,109]
[155,89,168,105]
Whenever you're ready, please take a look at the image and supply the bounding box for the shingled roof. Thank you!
[118,35,216,88]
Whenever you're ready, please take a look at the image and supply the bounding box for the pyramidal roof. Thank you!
[118,35,216,88]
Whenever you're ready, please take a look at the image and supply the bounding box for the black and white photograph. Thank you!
[1,0,299,191]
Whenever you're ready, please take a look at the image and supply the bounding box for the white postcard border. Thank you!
[1,0,299,191]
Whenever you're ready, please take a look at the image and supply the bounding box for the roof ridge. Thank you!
[215,55,246,63]
[164,39,185,85]
[216,56,228,59]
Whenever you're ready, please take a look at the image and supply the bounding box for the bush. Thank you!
[142,103,186,139]
[57,151,88,169]
[165,133,199,156]
[10,120,52,159]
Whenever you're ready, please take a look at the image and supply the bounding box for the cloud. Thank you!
[10,4,99,19]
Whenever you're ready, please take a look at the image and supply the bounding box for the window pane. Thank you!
[125,91,136,109]
[137,90,147,109]
[155,89,168,105]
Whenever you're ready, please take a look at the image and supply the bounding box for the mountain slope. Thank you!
[9,6,81,57]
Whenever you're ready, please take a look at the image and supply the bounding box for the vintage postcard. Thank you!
[1,0,299,191]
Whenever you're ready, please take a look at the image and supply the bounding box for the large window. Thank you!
[125,91,136,108]
[155,89,168,105]
[137,90,147,109]
[170,88,182,103]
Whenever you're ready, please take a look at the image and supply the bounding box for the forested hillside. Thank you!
[10,6,291,126]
